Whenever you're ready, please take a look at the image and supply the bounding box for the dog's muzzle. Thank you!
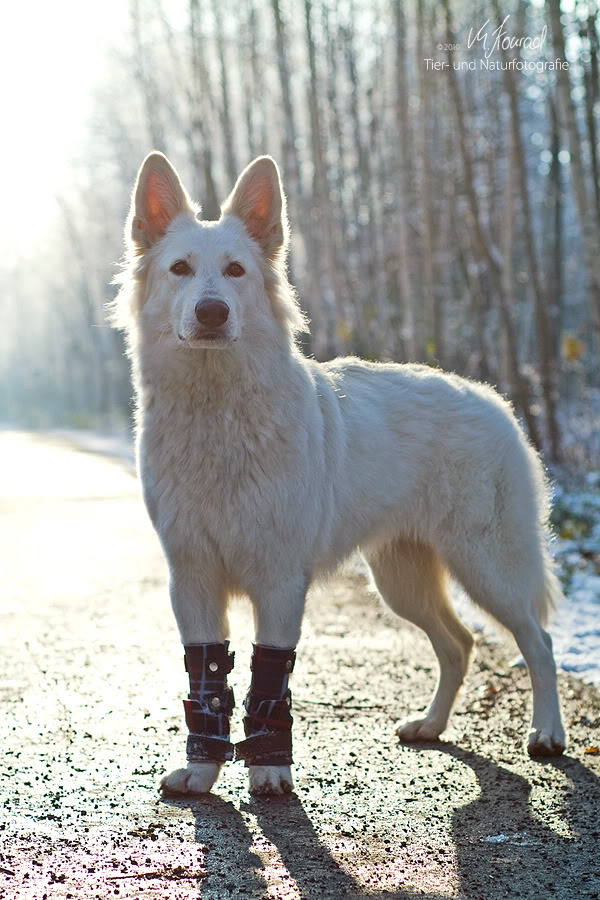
[183,642,235,763]
[235,644,296,767]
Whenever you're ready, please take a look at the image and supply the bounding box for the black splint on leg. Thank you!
[183,642,235,763]
[235,644,296,767]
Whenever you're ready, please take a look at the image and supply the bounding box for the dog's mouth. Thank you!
[177,332,235,348]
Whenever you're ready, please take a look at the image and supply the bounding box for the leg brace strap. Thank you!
[235,644,296,766]
[183,642,235,763]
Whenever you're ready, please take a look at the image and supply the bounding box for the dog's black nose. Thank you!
[195,299,229,327]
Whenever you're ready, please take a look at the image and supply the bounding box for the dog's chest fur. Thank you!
[137,370,308,571]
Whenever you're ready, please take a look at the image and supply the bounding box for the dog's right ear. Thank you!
[127,152,194,252]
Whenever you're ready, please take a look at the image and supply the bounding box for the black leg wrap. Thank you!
[235,644,296,767]
[183,642,235,763]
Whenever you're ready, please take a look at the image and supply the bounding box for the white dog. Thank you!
[113,151,566,796]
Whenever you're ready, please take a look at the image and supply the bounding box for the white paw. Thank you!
[248,765,294,795]
[159,762,222,796]
[397,717,444,742]
[527,726,566,757]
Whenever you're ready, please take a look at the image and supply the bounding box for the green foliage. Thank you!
[550,501,594,540]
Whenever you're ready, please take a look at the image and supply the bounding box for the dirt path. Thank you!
[1,430,599,899]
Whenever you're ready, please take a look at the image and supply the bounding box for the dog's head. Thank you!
[113,153,307,352]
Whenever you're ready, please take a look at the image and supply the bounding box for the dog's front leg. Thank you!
[237,577,307,795]
[160,562,232,796]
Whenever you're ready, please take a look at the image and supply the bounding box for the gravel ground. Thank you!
[1,430,599,900]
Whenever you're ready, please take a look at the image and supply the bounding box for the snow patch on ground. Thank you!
[549,480,600,685]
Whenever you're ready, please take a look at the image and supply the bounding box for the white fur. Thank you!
[114,154,566,796]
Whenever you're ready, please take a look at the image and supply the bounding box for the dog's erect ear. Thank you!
[128,152,194,251]
[221,156,289,261]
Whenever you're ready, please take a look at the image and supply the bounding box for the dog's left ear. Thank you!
[221,156,289,261]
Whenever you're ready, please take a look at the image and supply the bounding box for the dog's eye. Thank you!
[170,260,192,276]
[225,261,245,278]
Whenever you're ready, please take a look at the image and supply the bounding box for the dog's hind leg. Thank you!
[443,536,565,756]
[366,539,474,741]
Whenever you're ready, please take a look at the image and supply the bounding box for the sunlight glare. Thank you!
[0,1,126,254]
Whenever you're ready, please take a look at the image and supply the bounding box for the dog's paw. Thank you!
[396,717,444,742]
[159,762,222,796]
[248,765,294,796]
[527,726,566,757]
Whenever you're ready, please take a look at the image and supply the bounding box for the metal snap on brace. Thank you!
[209,661,219,673]
[286,659,293,671]
[211,696,221,709]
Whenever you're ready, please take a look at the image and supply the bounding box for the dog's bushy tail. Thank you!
[535,549,562,628]
[516,431,562,629]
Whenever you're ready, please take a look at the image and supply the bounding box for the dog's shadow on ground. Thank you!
[161,793,268,896]
[162,788,444,899]
[401,743,600,900]
[437,745,600,898]
[161,749,600,899]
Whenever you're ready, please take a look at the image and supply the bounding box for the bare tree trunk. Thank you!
[212,0,239,187]
[547,0,600,330]
[245,0,267,157]
[304,0,338,356]
[322,1,355,352]
[416,0,441,361]
[367,35,392,356]
[129,0,168,151]
[448,120,491,383]
[547,93,563,357]
[492,0,560,460]
[270,0,313,356]
[455,220,491,382]
[392,0,417,359]
[581,0,600,218]
[189,0,220,218]
[342,14,374,357]
[271,0,303,198]
[56,197,110,425]
[499,138,543,450]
